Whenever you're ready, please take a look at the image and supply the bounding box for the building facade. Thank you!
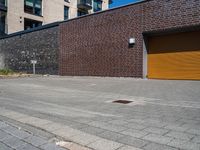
[0,0,200,80]
[0,0,109,34]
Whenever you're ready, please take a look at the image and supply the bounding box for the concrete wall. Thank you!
[59,0,200,77]
[0,25,59,74]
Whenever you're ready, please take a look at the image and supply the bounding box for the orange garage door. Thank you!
[148,31,200,80]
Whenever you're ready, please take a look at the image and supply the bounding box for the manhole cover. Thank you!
[113,100,133,104]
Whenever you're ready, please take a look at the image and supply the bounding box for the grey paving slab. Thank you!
[40,143,67,150]
[2,136,27,149]
[191,135,200,144]
[143,142,178,150]
[87,138,123,150]
[142,133,173,145]
[164,124,189,132]
[117,145,143,150]
[121,128,149,138]
[186,128,200,136]
[16,143,40,150]
[3,126,31,139]
[167,139,200,150]
[0,142,13,150]
[24,135,48,147]
[98,130,125,141]
[69,132,100,145]
[0,121,8,129]
[122,122,147,130]
[0,131,13,141]
[116,136,149,148]
[79,126,106,135]
[143,127,169,135]
[165,131,195,141]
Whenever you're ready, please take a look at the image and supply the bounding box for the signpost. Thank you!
[31,60,37,74]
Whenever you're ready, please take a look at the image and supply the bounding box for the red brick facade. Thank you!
[59,0,200,77]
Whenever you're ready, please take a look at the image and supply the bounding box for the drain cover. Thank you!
[113,100,133,104]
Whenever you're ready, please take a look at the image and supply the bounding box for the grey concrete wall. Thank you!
[0,26,59,74]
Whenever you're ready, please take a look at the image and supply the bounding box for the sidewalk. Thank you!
[0,120,68,150]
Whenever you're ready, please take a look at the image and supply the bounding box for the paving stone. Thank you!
[61,141,90,150]
[142,133,173,145]
[5,128,31,139]
[3,111,28,120]
[123,122,147,130]
[117,136,148,148]
[1,125,18,133]
[165,131,194,141]
[2,136,27,149]
[52,127,83,139]
[79,126,105,135]
[40,143,66,150]
[24,135,48,147]
[121,129,149,138]
[18,117,52,128]
[89,121,127,132]
[16,143,40,150]
[107,119,129,125]
[0,131,13,141]
[117,145,143,150]
[0,121,8,129]
[87,138,123,150]
[167,139,200,150]
[186,128,200,135]
[70,132,100,145]
[41,123,64,132]
[164,124,188,132]
[191,135,200,144]
[143,142,178,150]
[0,142,13,150]
[143,127,169,135]
[68,122,89,130]
[98,130,125,141]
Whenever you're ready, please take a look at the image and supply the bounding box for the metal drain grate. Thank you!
[113,100,133,104]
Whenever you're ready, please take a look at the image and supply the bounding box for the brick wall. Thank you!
[0,26,59,74]
[59,0,200,77]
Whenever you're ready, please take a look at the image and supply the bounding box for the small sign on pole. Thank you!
[31,60,37,74]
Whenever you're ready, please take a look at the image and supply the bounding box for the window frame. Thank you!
[93,0,102,12]
[24,0,43,16]
[64,6,69,20]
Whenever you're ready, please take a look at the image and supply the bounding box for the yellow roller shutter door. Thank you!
[148,31,200,80]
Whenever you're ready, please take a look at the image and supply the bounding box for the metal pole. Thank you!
[33,63,35,74]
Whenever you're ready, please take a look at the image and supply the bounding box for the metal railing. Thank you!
[77,0,92,8]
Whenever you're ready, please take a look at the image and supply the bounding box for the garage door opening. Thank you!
[147,31,200,80]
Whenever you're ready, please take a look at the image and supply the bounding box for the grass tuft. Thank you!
[0,69,14,75]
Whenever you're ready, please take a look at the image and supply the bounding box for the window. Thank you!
[64,0,70,2]
[93,0,102,12]
[77,9,88,16]
[24,0,42,16]
[64,6,69,20]
[0,0,7,6]
[24,18,42,30]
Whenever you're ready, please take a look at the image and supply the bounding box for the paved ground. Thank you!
[0,76,200,150]
[0,120,67,150]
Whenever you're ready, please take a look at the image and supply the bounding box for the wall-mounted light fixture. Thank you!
[128,37,135,48]
[129,38,136,45]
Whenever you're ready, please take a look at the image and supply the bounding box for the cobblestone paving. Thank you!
[0,76,200,150]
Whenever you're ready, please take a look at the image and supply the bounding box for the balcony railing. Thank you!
[77,0,92,10]
[0,0,7,11]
